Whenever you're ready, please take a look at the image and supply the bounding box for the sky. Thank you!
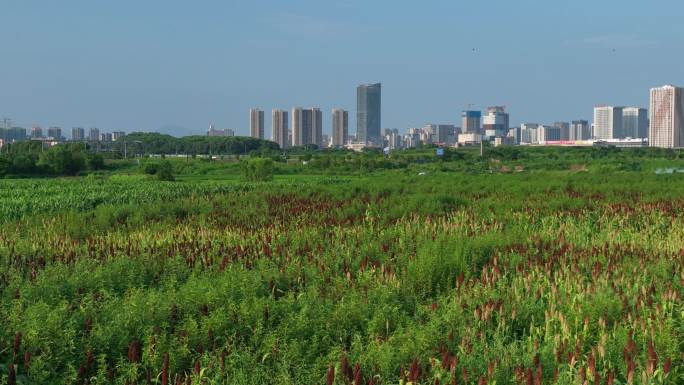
[2,0,683,137]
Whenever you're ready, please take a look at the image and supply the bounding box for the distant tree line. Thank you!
[115,133,280,156]
[0,141,104,177]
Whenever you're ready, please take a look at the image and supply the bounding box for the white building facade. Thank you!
[649,85,684,148]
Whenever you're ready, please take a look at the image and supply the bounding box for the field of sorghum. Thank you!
[0,155,683,384]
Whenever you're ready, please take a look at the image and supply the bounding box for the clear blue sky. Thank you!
[2,0,683,136]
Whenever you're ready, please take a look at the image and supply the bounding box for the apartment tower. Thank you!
[272,109,289,149]
[250,108,265,139]
[593,106,624,139]
[462,111,482,134]
[623,107,649,139]
[331,108,348,148]
[649,85,684,148]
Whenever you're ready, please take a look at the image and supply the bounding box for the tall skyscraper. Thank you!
[538,125,561,142]
[331,108,348,148]
[272,109,289,149]
[72,127,85,141]
[508,127,521,144]
[291,107,321,147]
[570,120,591,141]
[462,111,482,134]
[649,85,684,148]
[389,128,402,149]
[30,126,43,139]
[292,107,305,146]
[250,108,265,139]
[483,106,509,137]
[357,83,381,144]
[311,108,323,147]
[435,124,456,143]
[112,131,126,141]
[593,106,624,139]
[47,126,62,140]
[88,127,100,141]
[520,123,539,144]
[623,107,649,138]
[554,122,570,141]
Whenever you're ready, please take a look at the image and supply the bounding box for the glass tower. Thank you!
[356,83,381,144]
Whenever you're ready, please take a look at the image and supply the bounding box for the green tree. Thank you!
[87,153,105,170]
[38,145,86,175]
[240,158,274,181]
[156,160,175,181]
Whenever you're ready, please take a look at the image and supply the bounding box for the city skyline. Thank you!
[3,1,682,136]
[1,81,656,139]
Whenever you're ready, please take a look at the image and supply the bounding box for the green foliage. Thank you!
[240,158,274,181]
[0,147,683,384]
[156,160,176,181]
[37,145,86,175]
[140,159,176,181]
[0,141,103,176]
[120,132,280,156]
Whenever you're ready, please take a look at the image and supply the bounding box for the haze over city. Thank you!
[3,0,684,135]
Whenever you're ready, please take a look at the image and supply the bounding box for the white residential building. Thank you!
[649,85,684,148]
[593,106,623,139]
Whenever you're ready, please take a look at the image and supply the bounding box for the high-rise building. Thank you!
[357,83,381,144]
[13,127,27,141]
[112,131,126,141]
[88,127,100,141]
[462,111,482,134]
[436,124,456,143]
[47,127,62,140]
[419,125,435,144]
[272,109,289,149]
[292,107,305,146]
[1,127,27,142]
[1,118,11,130]
[570,120,591,141]
[622,107,649,138]
[331,108,348,148]
[291,107,321,147]
[538,125,561,142]
[593,106,624,139]
[30,125,43,139]
[311,108,323,147]
[389,128,402,149]
[508,127,521,144]
[483,106,509,137]
[72,127,85,141]
[405,128,421,148]
[250,108,265,139]
[99,133,113,142]
[649,85,684,148]
[520,123,539,144]
[554,122,570,141]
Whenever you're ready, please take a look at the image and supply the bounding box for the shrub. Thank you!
[156,161,175,181]
[241,158,273,181]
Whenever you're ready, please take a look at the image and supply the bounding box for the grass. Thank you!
[0,147,682,384]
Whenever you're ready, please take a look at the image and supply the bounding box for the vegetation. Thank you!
[0,147,682,384]
[0,141,104,177]
[240,158,274,182]
[118,133,280,156]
